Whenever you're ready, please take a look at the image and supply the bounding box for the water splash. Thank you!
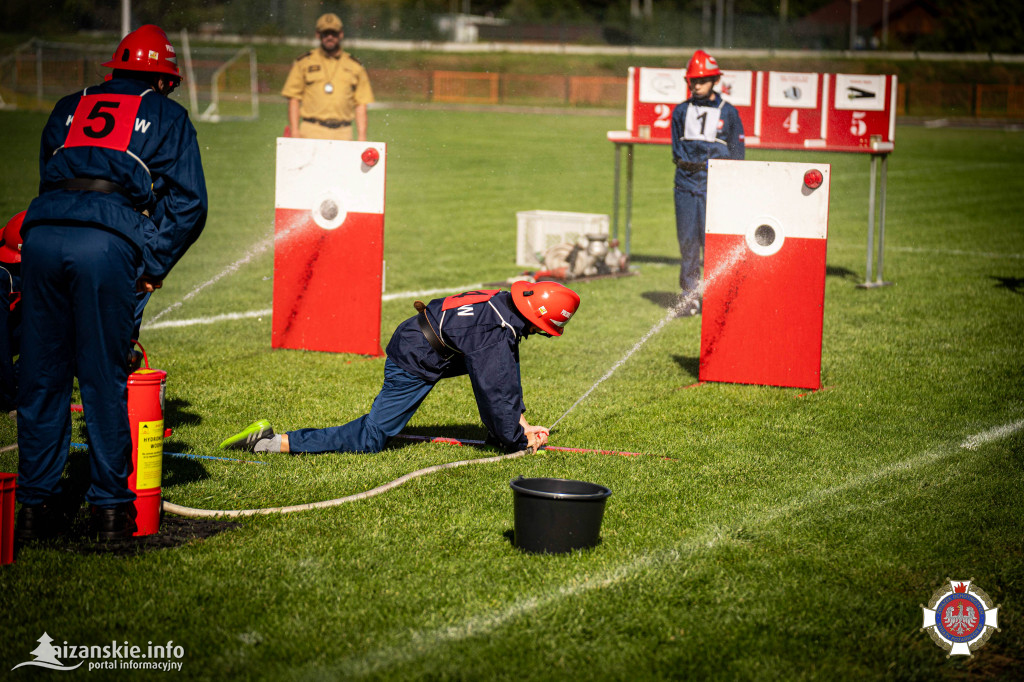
[549,241,747,431]
[144,212,311,326]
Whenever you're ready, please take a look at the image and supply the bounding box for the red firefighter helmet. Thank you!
[0,210,25,264]
[511,281,581,337]
[102,24,181,79]
[685,49,721,80]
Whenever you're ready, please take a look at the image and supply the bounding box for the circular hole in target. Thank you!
[311,192,347,230]
[320,199,339,221]
[745,216,784,257]
[754,224,776,247]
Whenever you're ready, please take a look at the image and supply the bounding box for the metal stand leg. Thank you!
[857,153,894,289]
[612,143,622,246]
[876,154,890,285]
[624,144,634,259]
[865,154,877,282]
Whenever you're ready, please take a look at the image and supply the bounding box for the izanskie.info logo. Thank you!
[11,632,185,673]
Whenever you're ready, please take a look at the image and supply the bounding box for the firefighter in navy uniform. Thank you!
[671,49,745,316]
[281,12,374,141]
[15,25,208,541]
[221,282,581,456]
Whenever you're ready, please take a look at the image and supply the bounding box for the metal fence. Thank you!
[5,43,1024,120]
[247,64,628,108]
[0,38,258,120]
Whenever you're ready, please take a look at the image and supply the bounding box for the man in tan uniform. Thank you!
[281,13,374,141]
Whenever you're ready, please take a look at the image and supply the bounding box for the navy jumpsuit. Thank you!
[17,76,207,509]
[287,290,534,454]
[670,93,745,296]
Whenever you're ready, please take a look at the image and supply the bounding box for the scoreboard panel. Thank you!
[624,66,896,153]
[758,71,826,150]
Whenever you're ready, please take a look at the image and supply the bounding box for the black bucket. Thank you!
[510,476,612,554]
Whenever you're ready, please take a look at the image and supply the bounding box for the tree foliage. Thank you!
[0,0,1020,53]
[917,0,1024,54]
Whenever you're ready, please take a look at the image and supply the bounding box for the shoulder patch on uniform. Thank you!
[295,51,312,62]
[441,289,500,311]
[348,54,363,65]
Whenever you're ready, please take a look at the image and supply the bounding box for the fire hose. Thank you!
[161,446,535,519]
[10,433,660,520]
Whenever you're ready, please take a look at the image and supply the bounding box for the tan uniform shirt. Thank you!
[281,48,374,140]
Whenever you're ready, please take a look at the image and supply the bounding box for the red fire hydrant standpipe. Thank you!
[126,341,166,536]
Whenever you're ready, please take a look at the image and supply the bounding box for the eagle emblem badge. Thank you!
[921,579,1000,657]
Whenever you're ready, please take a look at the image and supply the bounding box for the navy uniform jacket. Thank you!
[670,93,745,193]
[386,291,531,451]
[24,76,208,280]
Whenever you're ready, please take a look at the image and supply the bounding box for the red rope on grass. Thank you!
[393,433,674,461]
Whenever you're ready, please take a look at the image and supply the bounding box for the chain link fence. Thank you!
[4,38,1024,120]
[0,37,258,121]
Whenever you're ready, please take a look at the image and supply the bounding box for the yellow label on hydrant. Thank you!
[136,419,164,489]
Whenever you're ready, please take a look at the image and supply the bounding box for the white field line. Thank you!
[142,241,1023,332]
[960,418,1024,450]
[379,284,486,303]
[888,245,1024,259]
[145,234,276,326]
[826,242,1024,259]
[144,308,272,330]
[141,283,485,331]
[336,418,1024,677]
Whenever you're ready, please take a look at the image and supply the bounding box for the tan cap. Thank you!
[316,13,343,33]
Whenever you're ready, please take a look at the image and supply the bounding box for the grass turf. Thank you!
[0,103,1022,680]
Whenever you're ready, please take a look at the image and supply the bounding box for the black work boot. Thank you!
[15,502,64,542]
[91,504,138,541]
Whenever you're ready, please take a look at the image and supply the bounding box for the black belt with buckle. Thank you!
[302,117,352,129]
[49,177,130,198]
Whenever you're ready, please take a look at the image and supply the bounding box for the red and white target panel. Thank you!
[699,159,830,390]
[273,138,387,355]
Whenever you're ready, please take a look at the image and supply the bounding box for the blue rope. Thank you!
[70,442,265,465]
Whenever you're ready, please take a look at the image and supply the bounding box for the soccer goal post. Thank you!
[179,29,259,123]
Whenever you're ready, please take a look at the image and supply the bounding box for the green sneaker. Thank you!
[220,419,275,452]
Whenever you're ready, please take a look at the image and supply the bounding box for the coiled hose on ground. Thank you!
[161,446,535,518]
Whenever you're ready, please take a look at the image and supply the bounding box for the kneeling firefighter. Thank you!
[222,282,581,455]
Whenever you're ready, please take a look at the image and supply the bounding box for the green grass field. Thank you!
[1,102,1022,680]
